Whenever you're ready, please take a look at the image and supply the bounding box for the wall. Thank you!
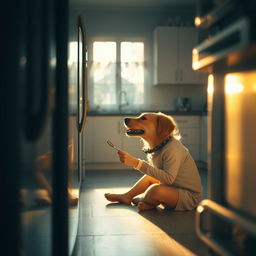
[70,7,207,112]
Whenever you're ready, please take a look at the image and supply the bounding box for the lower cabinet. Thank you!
[175,116,200,161]
[84,116,147,165]
[175,115,208,165]
[84,115,207,168]
[84,116,120,163]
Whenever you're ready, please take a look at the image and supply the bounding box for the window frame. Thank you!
[88,36,147,112]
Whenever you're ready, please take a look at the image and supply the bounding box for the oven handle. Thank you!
[196,199,256,256]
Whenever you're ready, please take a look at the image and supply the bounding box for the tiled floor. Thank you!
[72,169,208,256]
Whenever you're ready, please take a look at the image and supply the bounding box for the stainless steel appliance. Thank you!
[193,1,256,255]
[67,15,88,254]
[2,1,87,255]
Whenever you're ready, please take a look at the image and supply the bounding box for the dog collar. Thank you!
[143,136,172,154]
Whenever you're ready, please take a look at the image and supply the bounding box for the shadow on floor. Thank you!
[105,202,208,256]
[73,169,208,256]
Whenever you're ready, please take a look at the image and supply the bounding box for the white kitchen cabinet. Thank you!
[175,115,200,160]
[153,26,205,85]
[154,27,178,85]
[84,115,205,167]
[92,116,122,163]
[84,116,147,164]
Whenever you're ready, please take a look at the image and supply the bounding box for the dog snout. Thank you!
[124,118,130,125]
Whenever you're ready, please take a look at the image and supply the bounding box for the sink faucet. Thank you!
[119,90,129,112]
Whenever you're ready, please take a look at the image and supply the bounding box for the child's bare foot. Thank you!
[137,201,155,211]
[104,193,132,205]
[131,197,144,206]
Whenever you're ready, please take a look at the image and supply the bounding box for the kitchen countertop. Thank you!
[88,110,207,116]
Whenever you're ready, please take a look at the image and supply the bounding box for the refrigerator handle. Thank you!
[25,2,49,141]
[196,199,256,256]
[78,16,88,133]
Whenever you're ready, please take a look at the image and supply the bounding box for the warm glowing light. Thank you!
[197,205,204,213]
[225,75,244,94]
[192,48,200,70]
[94,187,131,194]
[253,83,256,92]
[207,74,214,94]
[192,48,198,55]
[194,16,201,27]
[192,61,200,70]
[68,188,79,197]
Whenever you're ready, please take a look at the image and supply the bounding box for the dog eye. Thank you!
[140,116,147,120]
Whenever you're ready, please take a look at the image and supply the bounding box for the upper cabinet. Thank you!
[153,26,206,85]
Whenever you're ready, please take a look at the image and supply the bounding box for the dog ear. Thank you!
[156,114,175,139]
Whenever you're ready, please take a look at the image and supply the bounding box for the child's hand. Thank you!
[117,150,139,168]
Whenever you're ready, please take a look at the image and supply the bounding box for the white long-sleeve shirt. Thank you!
[136,137,202,193]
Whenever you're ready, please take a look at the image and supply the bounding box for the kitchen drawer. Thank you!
[179,127,199,145]
[174,116,200,128]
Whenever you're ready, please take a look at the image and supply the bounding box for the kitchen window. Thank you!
[90,40,145,112]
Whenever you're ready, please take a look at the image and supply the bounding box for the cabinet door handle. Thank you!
[180,69,183,81]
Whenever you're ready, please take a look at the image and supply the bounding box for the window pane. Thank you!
[93,42,116,62]
[121,42,144,62]
[92,42,116,105]
[121,42,144,105]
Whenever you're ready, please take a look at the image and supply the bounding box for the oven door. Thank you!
[224,71,256,218]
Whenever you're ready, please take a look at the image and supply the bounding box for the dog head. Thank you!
[124,112,179,145]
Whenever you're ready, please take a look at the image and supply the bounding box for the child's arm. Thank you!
[117,148,182,185]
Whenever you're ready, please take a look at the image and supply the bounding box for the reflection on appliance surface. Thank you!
[34,149,79,207]
[224,71,256,218]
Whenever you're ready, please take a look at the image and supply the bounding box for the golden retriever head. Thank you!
[124,112,180,147]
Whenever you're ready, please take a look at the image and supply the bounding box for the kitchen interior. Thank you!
[2,0,256,255]
[73,0,209,255]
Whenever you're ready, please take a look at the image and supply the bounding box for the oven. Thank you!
[193,1,256,255]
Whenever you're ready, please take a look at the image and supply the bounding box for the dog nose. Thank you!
[124,118,130,125]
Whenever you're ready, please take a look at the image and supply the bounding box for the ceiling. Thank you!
[72,0,196,11]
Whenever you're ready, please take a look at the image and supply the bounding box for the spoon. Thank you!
[107,140,120,151]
